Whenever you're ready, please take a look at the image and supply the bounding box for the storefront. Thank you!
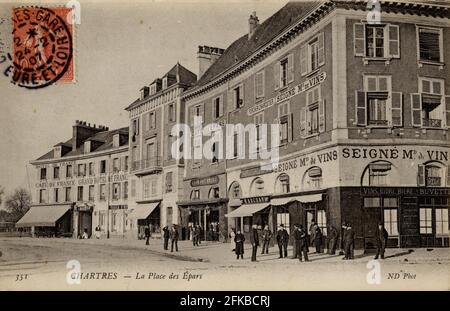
[74,203,93,238]
[16,204,73,237]
[128,201,160,239]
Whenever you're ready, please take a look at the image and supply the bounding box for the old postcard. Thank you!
[0,0,449,293]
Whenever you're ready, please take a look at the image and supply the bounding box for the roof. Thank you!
[194,1,322,89]
[35,126,129,161]
[126,63,197,111]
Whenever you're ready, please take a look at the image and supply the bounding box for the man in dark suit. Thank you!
[327,225,339,255]
[375,222,389,260]
[170,225,179,252]
[343,223,355,260]
[162,226,170,250]
[250,224,259,262]
[296,224,310,262]
[144,225,151,245]
[276,224,289,258]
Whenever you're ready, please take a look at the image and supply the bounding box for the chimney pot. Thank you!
[248,11,259,39]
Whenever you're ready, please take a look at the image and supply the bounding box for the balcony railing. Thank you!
[368,119,388,126]
[132,157,162,174]
[426,177,441,187]
[422,118,442,128]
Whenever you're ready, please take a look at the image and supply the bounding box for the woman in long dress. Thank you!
[229,228,236,252]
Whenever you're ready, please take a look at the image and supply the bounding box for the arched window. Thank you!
[303,167,323,190]
[250,177,265,195]
[418,162,446,187]
[190,189,200,200]
[208,187,220,199]
[228,182,242,199]
[275,174,290,194]
[361,161,393,186]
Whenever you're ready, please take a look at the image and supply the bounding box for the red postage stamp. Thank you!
[11,7,74,88]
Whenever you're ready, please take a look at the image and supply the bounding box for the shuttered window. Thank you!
[255,71,265,99]
[353,23,400,59]
[418,27,442,63]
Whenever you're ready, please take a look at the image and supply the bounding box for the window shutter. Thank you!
[219,96,224,117]
[143,113,148,132]
[287,53,294,83]
[239,86,244,107]
[390,92,403,127]
[319,99,326,132]
[228,91,234,111]
[306,110,312,134]
[121,156,126,172]
[318,32,325,66]
[444,95,450,129]
[288,113,293,142]
[274,63,280,90]
[300,108,306,137]
[74,164,78,176]
[411,93,422,127]
[199,103,205,123]
[356,91,367,126]
[211,98,216,119]
[354,23,365,57]
[417,164,425,186]
[388,24,400,58]
[300,45,308,76]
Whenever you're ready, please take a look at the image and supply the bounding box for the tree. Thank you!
[0,185,4,206]
[5,188,32,222]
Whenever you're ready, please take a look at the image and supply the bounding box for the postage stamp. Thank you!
[10,7,74,88]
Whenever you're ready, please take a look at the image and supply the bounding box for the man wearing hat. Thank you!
[250,224,260,262]
[375,222,389,260]
[276,224,289,258]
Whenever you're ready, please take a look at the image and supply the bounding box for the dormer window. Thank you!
[53,146,62,158]
[150,84,157,95]
[113,134,120,148]
[140,86,149,100]
[84,141,91,153]
[162,77,168,90]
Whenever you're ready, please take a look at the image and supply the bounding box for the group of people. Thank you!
[229,221,389,262]
[189,225,203,247]
[144,224,180,253]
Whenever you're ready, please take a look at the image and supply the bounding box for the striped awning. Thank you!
[15,205,72,228]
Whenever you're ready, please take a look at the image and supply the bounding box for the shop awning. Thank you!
[228,199,242,207]
[271,197,297,206]
[129,202,160,220]
[298,194,323,203]
[225,203,269,218]
[15,205,72,228]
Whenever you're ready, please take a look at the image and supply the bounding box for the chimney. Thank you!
[72,120,105,151]
[248,11,259,39]
[197,45,225,80]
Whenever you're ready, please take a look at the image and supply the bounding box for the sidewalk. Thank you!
[22,236,450,265]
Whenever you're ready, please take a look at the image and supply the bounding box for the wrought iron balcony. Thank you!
[422,118,442,128]
[132,157,162,175]
[426,177,441,187]
[368,119,388,126]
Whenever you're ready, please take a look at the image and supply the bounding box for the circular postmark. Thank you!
[11,7,73,89]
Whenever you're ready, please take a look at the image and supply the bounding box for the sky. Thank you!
[0,0,289,203]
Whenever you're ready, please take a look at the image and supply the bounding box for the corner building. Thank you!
[125,63,197,239]
[182,1,450,249]
[20,121,130,238]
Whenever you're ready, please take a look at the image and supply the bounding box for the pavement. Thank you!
[0,237,449,290]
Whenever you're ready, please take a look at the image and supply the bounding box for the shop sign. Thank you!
[109,205,128,210]
[273,149,338,173]
[247,71,326,116]
[241,196,270,204]
[190,176,219,187]
[342,147,448,162]
[361,187,450,196]
[76,205,93,212]
[240,166,273,178]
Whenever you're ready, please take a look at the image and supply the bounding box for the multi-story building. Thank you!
[182,1,450,249]
[125,63,197,239]
[18,121,130,238]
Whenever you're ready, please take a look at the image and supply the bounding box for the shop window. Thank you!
[436,208,449,236]
[39,189,47,203]
[255,71,265,99]
[277,212,290,234]
[40,168,47,180]
[369,163,391,186]
[88,185,94,202]
[66,165,72,178]
[53,167,59,179]
[99,184,106,201]
[65,187,71,202]
[383,197,399,236]
[300,33,324,76]
[417,27,443,63]
[317,210,327,236]
[419,208,433,234]
[243,217,252,233]
[353,23,400,59]
[301,86,325,136]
